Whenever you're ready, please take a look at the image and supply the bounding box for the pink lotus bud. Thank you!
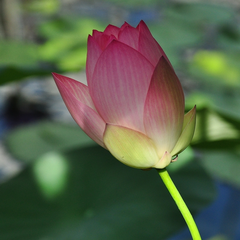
[52,21,196,169]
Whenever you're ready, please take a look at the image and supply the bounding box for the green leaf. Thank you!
[168,3,233,25]
[0,66,52,85]
[189,50,240,88]
[201,150,240,188]
[23,0,60,14]
[33,151,69,199]
[184,107,240,150]
[0,41,39,67]
[103,0,161,7]
[0,40,52,85]
[38,18,105,71]
[150,18,201,67]
[4,121,95,163]
[0,146,215,240]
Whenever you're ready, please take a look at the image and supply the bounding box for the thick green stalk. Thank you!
[158,168,202,240]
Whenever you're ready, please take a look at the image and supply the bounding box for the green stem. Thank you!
[158,168,202,240]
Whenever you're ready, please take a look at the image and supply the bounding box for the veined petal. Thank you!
[137,20,170,67]
[86,35,103,87]
[92,30,102,39]
[118,25,139,50]
[103,124,159,169]
[92,31,116,50]
[53,73,106,147]
[171,106,196,156]
[52,73,95,109]
[144,57,185,157]
[91,40,154,133]
[120,22,131,31]
[104,24,120,38]
[153,151,172,169]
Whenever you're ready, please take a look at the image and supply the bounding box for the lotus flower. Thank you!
[52,20,196,169]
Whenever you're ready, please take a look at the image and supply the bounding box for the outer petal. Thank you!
[103,124,159,169]
[87,34,117,88]
[53,73,94,108]
[86,35,103,86]
[52,73,106,148]
[137,20,171,67]
[144,57,185,158]
[118,25,139,50]
[171,106,196,156]
[91,40,154,133]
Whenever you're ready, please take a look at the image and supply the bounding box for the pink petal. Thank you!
[52,73,94,108]
[92,31,110,50]
[144,57,185,157]
[118,25,139,50]
[92,30,116,50]
[86,35,103,87]
[92,30,102,39]
[137,20,170,67]
[120,22,131,31]
[104,24,120,38]
[52,73,106,147]
[90,40,154,133]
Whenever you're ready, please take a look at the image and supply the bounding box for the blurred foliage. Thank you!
[0,41,38,67]
[191,51,240,87]
[207,236,229,240]
[190,107,240,188]
[0,136,215,240]
[105,0,161,7]
[0,40,49,84]
[38,17,105,71]
[23,0,60,14]
[33,151,69,199]
[0,18,105,84]
[149,3,236,66]
[4,121,95,163]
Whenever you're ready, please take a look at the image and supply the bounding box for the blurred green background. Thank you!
[0,0,240,239]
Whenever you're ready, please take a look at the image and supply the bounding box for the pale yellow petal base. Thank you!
[103,124,159,169]
[153,151,172,169]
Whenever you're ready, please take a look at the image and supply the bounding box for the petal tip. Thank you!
[170,106,197,156]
